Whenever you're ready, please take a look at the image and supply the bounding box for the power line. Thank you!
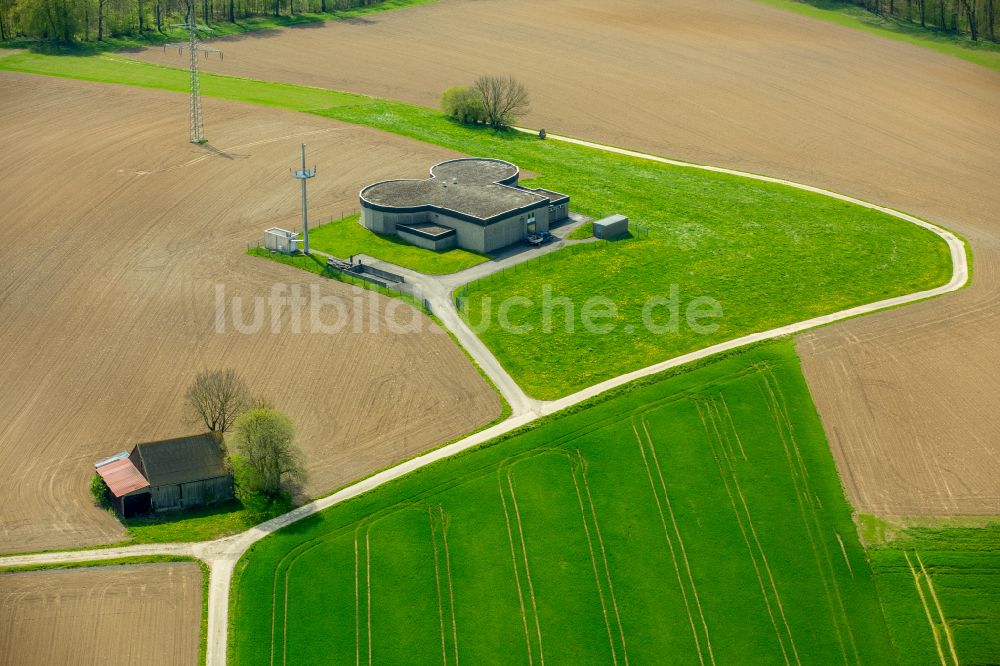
[166,11,223,144]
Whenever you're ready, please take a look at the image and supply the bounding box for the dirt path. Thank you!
[0,72,499,554]
[130,0,1000,515]
[0,563,202,666]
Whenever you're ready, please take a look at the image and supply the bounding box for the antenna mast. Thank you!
[167,10,223,144]
[292,144,318,254]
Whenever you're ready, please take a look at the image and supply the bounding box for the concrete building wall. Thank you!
[397,228,457,251]
[549,202,569,223]
[362,204,552,253]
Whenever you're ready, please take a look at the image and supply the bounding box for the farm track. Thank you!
[130,0,1000,515]
[0,72,499,554]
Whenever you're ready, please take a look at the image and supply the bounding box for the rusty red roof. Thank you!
[96,455,150,497]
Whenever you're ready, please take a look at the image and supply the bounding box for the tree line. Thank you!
[849,0,997,41]
[0,0,389,44]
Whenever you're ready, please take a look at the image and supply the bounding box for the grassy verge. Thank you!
[867,522,1000,664]
[122,498,292,544]
[0,0,439,55]
[229,340,899,664]
[309,214,487,274]
[0,553,198,574]
[755,0,1000,71]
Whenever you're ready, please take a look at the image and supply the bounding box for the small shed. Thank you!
[593,214,629,239]
[95,434,234,518]
[264,227,299,253]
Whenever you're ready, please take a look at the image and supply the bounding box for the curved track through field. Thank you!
[130,0,1000,516]
[0,125,968,666]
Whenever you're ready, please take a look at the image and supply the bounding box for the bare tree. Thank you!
[229,407,306,497]
[185,368,250,434]
[473,74,530,130]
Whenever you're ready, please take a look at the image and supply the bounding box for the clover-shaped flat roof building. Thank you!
[360,158,569,254]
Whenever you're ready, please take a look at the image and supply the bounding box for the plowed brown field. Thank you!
[0,563,201,666]
[130,0,1000,515]
[0,72,499,554]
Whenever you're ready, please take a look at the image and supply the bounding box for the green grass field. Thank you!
[309,215,487,274]
[868,524,1000,665]
[755,0,1000,72]
[230,341,903,665]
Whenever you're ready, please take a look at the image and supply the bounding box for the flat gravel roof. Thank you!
[361,158,552,222]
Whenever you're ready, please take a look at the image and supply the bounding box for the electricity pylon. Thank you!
[167,11,223,144]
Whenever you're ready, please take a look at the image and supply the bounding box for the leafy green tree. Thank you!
[228,407,306,498]
[441,85,486,124]
[15,0,78,41]
[89,472,113,509]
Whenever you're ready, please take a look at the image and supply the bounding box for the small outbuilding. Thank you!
[95,434,234,518]
[264,227,299,254]
[592,214,629,239]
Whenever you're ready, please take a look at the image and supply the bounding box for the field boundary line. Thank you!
[705,398,800,664]
[497,467,537,666]
[697,400,795,666]
[568,455,621,665]
[505,467,546,665]
[835,533,854,579]
[904,551,949,666]
[632,421,708,666]
[355,534,361,666]
[577,451,629,665]
[439,506,460,666]
[428,507,450,666]
[719,395,748,461]
[759,367,861,664]
[758,369,849,663]
[641,419,717,666]
[915,552,960,666]
[765,368,862,663]
[282,567,290,666]
[366,531,372,666]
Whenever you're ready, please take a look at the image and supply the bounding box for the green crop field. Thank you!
[309,214,487,274]
[230,341,904,665]
[869,525,1000,665]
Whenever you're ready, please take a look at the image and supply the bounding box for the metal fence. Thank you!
[313,208,361,229]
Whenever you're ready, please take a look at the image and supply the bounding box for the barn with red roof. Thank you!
[94,434,234,518]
